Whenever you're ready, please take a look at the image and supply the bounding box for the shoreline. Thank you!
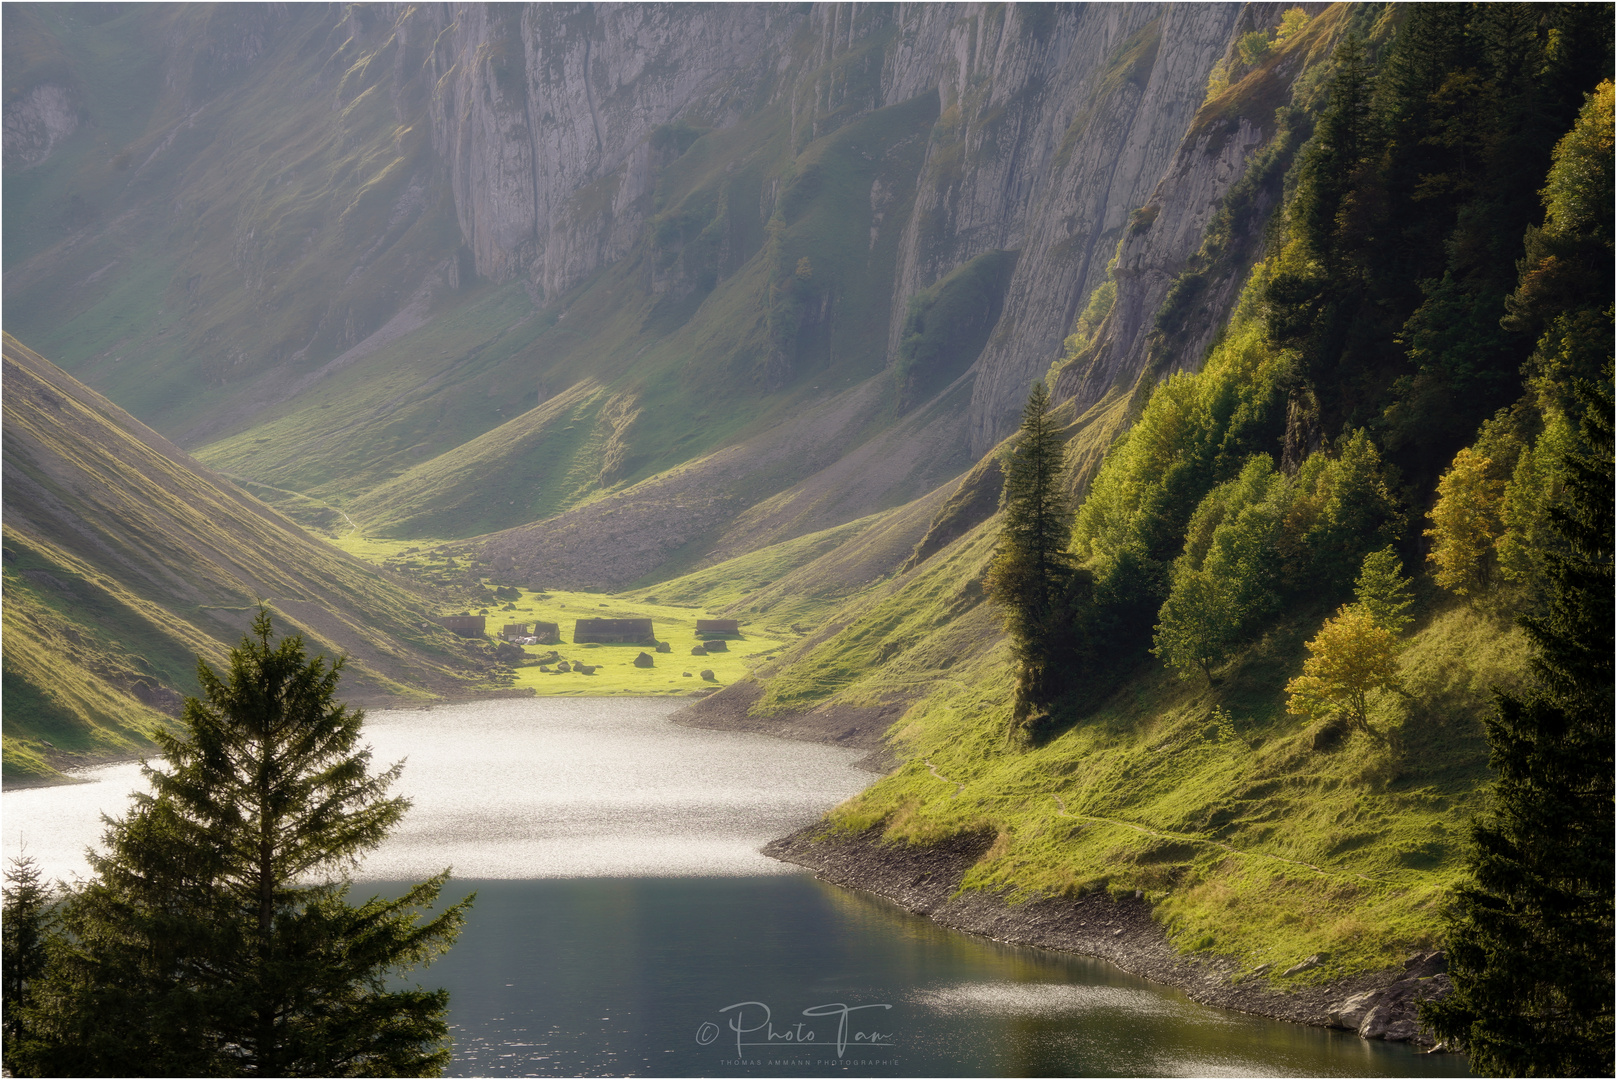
[9,688,1455,1056]
[764,823,1455,1051]
[674,684,1457,1051]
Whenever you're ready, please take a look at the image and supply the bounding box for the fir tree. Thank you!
[10,610,472,1078]
[1352,546,1414,634]
[987,381,1080,737]
[1,857,53,1071]
[1420,384,1614,1075]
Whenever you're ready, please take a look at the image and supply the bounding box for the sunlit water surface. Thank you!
[3,699,1469,1077]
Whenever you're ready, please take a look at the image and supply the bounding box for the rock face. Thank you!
[4,2,1339,590]
[1053,2,1343,413]
[1327,951,1452,1044]
[412,2,1282,448]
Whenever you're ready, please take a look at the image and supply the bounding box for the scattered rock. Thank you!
[539,665,552,673]
[1284,954,1326,977]
[1329,991,1379,1031]
[703,638,728,652]
[555,660,571,672]
[633,652,654,668]
[575,664,596,675]
[699,669,715,681]
[691,644,708,656]
[683,672,692,677]
[655,641,671,653]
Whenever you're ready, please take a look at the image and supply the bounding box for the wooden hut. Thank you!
[438,615,486,638]
[573,618,655,644]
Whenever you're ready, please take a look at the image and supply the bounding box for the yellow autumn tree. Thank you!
[1425,447,1505,594]
[1285,605,1401,732]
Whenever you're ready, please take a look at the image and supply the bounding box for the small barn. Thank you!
[532,621,561,644]
[573,618,655,644]
[696,618,740,636]
[439,615,486,638]
[502,623,529,640]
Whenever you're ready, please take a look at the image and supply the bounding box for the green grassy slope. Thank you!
[1,334,490,781]
[825,591,1520,981]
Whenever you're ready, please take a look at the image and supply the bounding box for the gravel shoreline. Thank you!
[764,823,1455,1051]
[674,683,1456,1051]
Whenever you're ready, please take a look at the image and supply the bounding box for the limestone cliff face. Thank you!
[1052,2,1343,413]
[419,3,792,297]
[3,1,1340,582]
[415,2,1276,447]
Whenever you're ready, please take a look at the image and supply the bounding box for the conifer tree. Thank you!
[9,610,471,1078]
[1353,546,1414,634]
[1,857,52,1069]
[987,381,1079,735]
[1420,385,1614,1075]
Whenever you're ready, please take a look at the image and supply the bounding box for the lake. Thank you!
[3,699,1469,1077]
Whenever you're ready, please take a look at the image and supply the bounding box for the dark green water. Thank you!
[369,875,1471,1078]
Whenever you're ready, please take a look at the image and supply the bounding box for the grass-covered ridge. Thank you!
[1,335,494,782]
[823,591,1522,981]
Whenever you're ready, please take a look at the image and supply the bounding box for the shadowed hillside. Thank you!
[1,334,492,782]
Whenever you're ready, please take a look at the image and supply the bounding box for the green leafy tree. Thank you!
[1426,447,1506,594]
[987,381,1079,734]
[1496,412,1576,598]
[1155,455,1291,682]
[10,611,471,1077]
[1353,546,1414,635]
[1421,386,1614,1075]
[1153,568,1239,684]
[1285,605,1401,733]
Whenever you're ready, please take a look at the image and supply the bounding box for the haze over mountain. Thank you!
[2,334,491,780]
[5,2,1308,587]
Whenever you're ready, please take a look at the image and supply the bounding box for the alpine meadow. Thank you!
[3,3,1611,1076]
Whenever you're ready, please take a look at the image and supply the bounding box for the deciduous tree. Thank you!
[1285,604,1401,732]
[1353,546,1413,634]
[1426,447,1505,594]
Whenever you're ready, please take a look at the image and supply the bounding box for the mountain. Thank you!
[4,2,1312,585]
[7,0,1609,1021]
[670,1,1613,989]
[2,334,490,783]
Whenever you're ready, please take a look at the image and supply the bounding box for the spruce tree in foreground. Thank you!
[987,381,1081,739]
[1420,386,1613,1075]
[7,610,471,1077]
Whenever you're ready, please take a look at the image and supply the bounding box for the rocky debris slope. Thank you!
[766,824,1454,1049]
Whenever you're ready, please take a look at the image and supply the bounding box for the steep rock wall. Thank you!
[416,2,1262,447]
[1052,2,1345,412]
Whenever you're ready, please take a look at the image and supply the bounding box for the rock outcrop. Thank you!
[3,83,78,170]
[412,3,1292,447]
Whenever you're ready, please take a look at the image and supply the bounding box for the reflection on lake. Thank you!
[381,875,1470,1078]
[3,698,1471,1077]
[3,698,871,881]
